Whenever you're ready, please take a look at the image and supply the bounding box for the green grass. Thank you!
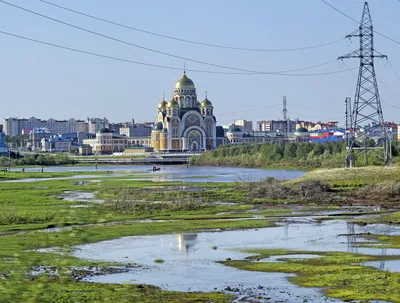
[154,258,165,264]
[223,248,400,303]
[295,166,400,187]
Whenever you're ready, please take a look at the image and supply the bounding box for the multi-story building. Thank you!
[234,120,253,133]
[83,128,152,155]
[3,117,94,136]
[257,120,297,133]
[3,118,19,136]
[120,124,152,137]
[87,117,109,134]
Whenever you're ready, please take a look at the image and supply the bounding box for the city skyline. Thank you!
[1,0,399,125]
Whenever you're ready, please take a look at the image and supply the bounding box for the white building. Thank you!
[41,136,72,153]
[83,128,151,155]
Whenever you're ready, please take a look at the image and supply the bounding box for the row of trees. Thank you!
[191,141,399,168]
[0,153,74,166]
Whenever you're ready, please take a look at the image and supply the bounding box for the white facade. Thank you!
[41,136,72,153]
[3,117,92,136]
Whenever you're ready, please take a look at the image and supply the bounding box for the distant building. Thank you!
[296,121,339,132]
[234,120,253,133]
[83,128,151,155]
[3,117,93,136]
[61,132,96,145]
[151,71,223,152]
[257,120,297,133]
[41,135,72,153]
[0,129,8,156]
[29,128,53,151]
[87,117,109,134]
[79,145,93,156]
[120,124,152,137]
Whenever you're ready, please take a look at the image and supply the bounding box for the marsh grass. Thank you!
[224,248,400,302]
[154,258,165,264]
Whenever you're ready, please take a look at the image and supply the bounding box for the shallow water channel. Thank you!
[6,165,306,183]
[68,219,400,303]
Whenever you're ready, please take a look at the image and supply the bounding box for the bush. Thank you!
[354,181,400,201]
[242,178,331,202]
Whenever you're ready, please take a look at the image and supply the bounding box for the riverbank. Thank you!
[190,141,400,169]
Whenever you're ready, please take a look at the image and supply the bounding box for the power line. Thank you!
[216,104,281,116]
[320,0,400,46]
[0,0,345,75]
[39,0,344,53]
[0,29,358,77]
[0,30,358,77]
[387,59,400,81]
[341,55,400,107]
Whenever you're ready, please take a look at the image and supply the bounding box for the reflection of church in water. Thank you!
[178,234,198,258]
[151,71,225,152]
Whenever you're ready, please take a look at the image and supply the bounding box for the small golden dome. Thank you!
[158,99,168,109]
[201,98,213,107]
[167,98,179,108]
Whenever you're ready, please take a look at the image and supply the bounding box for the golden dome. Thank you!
[158,99,168,109]
[167,98,179,108]
[201,98,213,107]
[175,71,195,89]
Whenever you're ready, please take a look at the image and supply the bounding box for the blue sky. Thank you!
[0,0,399,126]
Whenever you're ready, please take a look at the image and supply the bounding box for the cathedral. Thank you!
[151,71,222,152]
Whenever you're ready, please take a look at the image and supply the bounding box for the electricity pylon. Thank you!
[339,2,392,167]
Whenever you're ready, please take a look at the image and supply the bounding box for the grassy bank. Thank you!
[223,248,400,302]
[191,141,400,169]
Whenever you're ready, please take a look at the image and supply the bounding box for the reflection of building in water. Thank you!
[347,222,358,254]
[177,234,198,259]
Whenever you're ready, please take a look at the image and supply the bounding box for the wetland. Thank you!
[0,164,400,302]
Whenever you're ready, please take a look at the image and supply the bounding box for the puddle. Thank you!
[55,220,400,302]
[363,260,400,272]
[58,191,104,204]
[72,233,340,302]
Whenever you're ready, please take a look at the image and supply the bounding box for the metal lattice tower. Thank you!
[282,96,288,138]
[339,2,392,167]
[345,97,354,167]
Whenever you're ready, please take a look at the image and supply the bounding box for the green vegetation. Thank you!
[191,141,400,169]
[223,248,400,302]
[154,258,165,264]
[0,153,75,167]
[298,166,400,186]
[0,167,399,302]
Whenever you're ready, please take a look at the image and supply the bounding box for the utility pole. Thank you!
[339,2,392,167]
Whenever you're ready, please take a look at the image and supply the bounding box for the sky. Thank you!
[0,0,399,126]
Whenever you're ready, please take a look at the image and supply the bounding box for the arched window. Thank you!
[172,120,179,138]
[205,119,213,138]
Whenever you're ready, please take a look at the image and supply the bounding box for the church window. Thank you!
[172,120,179,138]
[205,119,213,138]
